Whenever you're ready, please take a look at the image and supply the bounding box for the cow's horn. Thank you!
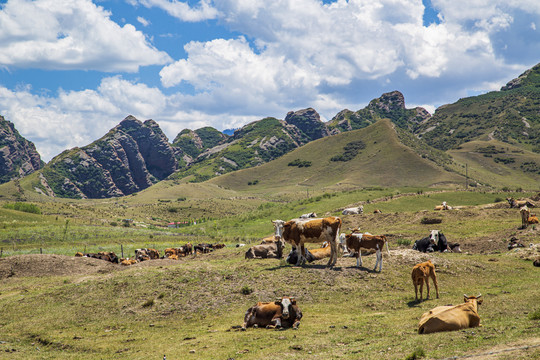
[477,294,482,298]
[464,294,469,298]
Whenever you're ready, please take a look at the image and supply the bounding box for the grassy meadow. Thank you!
[0,186,539,359]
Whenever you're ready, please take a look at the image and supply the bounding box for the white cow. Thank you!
[342,206,364,215]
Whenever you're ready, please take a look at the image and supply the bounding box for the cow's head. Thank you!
[429,230,439,244]
[464,294,483,305]
[275,296,296,319]
[272,220,285,237]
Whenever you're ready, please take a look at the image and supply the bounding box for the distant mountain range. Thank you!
[1,62,539,198]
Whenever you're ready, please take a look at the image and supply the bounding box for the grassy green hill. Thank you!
[446,139,540,189]
[417,63,540,152]
[210,119,465,194]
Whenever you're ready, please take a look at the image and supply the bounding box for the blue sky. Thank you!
[1,0,539,161]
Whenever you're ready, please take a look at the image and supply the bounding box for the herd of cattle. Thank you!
[73,197,537,334]
[75,242,226,266]
[239,197,538,333]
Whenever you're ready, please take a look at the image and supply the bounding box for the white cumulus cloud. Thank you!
[0,0,171,72]
[131,0,218,22]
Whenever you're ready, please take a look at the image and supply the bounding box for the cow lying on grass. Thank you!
[411,260,439,301]
[242,296,302,330]
[77,251,119,263]
[507,197,536,208]
[285,242,332,265]
[135,248,160,261]
[434,201,452,210]
[418,295,483,334]
[245,238,285,259]
[413,230,451,253]
[342,206,363,215]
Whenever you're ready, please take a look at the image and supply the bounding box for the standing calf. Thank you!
[411,260,439,301]
[342,233,389,272]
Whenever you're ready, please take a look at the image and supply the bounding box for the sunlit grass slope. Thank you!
[210,119,465,195]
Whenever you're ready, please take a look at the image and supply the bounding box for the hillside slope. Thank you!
[417,62,540,152]
[210,119,465,193]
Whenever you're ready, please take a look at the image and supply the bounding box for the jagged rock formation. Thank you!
[284,108,330,141]
[39,116,177,199]
[326,90,431,133]
[0,115,43,183]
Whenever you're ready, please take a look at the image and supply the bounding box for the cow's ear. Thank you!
[275,300,282,305]
[477,298,483,305]
[290,298,296,305]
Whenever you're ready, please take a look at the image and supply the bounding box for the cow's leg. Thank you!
[358,249,363,267]
[295,243,305,266]
[373,247,381,272]
[425,275,430,299]
[328,239,337,267]
[419,280,424,300]
[268,316,282,329]
[414,281,419,301]
[431,273,439,299]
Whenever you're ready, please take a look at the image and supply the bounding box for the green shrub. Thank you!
[288,159,312,167]
[240,285,253,295]
[330,140,366,162]
[2,202,42,214]
[405,347,425,360]
[142,299,154,308]
[396,239,411,246]
[168,207,179,213]
[110,221,118,227]
[529,308,540,320]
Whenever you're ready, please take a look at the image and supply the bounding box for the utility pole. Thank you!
[465,163,469,190]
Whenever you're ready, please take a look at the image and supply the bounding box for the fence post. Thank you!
[40,248,42,254]
[0,248,2,258]
[121,244,124,258]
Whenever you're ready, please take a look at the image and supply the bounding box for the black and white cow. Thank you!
[413,230,444,253]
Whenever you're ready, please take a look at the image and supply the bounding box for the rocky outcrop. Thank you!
[40,116,177,199]
[284,108,330,141]
[367,90,406,113]
[0,115,43,183]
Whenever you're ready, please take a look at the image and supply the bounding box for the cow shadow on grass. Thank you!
[406,299,434,308]
[266,264,344,271]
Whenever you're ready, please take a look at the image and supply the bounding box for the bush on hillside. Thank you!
[288,159,312,167]
[2,202,42,214]
[330,140,365,162]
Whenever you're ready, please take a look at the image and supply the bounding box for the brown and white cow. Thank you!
[434,201,452,210]
[342,232,389,272]
[529,214,539,224]
[520,206,530,229]
[418,295,483,334]
[242,296,302,330]
[411,260,439,301]
[245,238,285,259]
[507,197,536,208]
[278,216,342,266]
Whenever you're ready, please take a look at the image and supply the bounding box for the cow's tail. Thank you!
[382,235,390,256]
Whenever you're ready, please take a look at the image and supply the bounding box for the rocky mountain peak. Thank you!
[368,90,406,112]
[284,108,329,141]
